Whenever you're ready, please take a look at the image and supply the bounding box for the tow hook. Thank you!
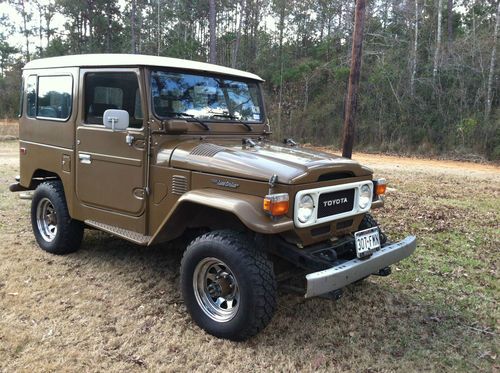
[320,288,343,301]
[375,266,392,276]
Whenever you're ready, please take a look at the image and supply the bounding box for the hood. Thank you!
[158,139,372,184]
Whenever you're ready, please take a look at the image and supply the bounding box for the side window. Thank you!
[26,75,37,118]
[37,75,73,120]
[84,72,143,128]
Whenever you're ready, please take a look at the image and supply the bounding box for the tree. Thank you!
[9,0,33,61]
[410,0,419,97]
[43,3,57,47]
[231,0,245,68]
[447,0,453,49]
[485,1,499,120]
[433,0,443,80]
[209,0,216,63]
[0,14,17,77]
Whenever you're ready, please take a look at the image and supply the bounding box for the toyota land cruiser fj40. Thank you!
[9,54,416,341]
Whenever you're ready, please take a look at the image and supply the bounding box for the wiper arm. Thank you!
[165,111,210,131]
[210,113,252,131]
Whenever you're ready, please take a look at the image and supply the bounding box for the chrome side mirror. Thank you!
[103,109,129,131]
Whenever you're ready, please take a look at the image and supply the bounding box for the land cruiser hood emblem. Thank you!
[161,140,372,184]
[211,178,239,189]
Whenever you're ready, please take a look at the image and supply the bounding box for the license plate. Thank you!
[354,227,381,258]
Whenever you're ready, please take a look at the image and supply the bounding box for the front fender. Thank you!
[149,189,294,244]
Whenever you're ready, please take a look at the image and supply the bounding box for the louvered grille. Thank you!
[172,175,188,195]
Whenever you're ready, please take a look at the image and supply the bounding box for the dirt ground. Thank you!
[0,120,18,140]
[0,140,498,372]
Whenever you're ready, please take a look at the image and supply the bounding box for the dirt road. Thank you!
[315,146,500,180]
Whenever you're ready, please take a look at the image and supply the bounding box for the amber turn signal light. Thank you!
[263,193,289,216]
[375,178,387,196]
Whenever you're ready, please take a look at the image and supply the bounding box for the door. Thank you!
[76,68,147,216]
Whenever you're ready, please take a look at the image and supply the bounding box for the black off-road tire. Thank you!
[180,230,277,341]
[31,181,84,255]
[359,213,387,245]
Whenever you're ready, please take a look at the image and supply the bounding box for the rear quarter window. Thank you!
[36,75,73,120]
[26,75,37,118]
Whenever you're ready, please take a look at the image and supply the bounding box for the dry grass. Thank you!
[0,142,498,372]
[0,120,19,140]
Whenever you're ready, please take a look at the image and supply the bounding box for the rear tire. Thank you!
[31,181,84,255]
[180,230,277,341]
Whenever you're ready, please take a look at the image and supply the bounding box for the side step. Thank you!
[85,220,151,245]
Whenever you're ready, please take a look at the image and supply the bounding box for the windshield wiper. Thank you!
[164,112,210,131]
[210,113,252,131]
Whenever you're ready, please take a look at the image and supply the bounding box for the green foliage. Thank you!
[0,0,498,160]
[0,60,22,118]
[43,38,68,58]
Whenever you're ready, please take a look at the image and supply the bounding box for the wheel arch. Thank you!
[149,189,294,245]
[27,169,77,219]
[29,169,61,189]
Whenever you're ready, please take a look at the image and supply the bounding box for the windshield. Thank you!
[151,70,263,123]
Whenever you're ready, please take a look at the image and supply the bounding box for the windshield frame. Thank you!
[149,68,266,128]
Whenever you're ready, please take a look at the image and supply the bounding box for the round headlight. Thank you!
[359,184,372,209]
[297,194,314,223]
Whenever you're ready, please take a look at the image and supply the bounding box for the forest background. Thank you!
[0,0,499,160]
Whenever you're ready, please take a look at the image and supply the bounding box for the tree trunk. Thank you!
[45,8,53,47]
[433,0,443,80]
[106,2,111,52]
[410,0,419,96]
[37,2,43,55]
[209,0,217,64]
[341,0,367,159]
[485,1,500,120]
[85,0,93,51]
[231,0,244,68]
[277,61,283,139]
[157,0,160,55]
[447,0,453,49]
[20,0,30,61]
[131,0,136,54]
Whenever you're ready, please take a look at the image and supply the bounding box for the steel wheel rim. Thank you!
[36,197,57,242]
[193,257,240,322]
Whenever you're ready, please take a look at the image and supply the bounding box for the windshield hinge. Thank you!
[242,138,256,147]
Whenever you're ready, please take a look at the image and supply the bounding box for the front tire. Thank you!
[31,181,84,255]
[359,213,387,244]
[180,230,277,341]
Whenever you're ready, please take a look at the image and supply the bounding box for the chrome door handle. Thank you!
[78,153,91,164]
[126,134,135,146]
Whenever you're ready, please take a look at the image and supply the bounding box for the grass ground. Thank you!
[0,140,498,372]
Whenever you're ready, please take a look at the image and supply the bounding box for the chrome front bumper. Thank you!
[305,236,417,298]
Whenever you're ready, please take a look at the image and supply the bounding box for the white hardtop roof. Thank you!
[24,53,264,81]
